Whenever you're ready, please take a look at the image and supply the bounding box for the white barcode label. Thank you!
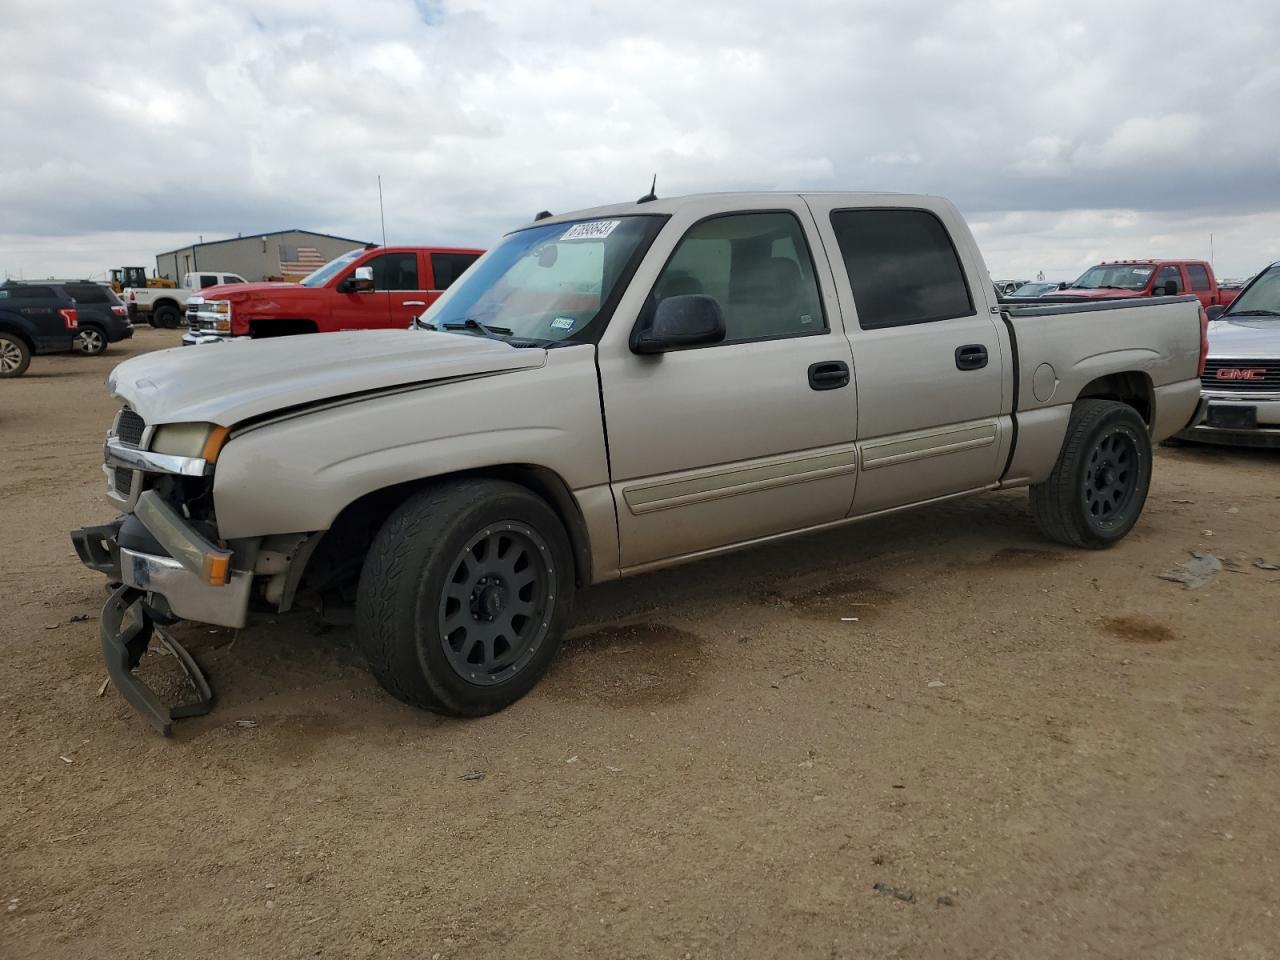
[561,220,621,241]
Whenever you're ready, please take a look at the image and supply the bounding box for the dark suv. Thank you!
[2,280,133,356]
[0,283,79,377]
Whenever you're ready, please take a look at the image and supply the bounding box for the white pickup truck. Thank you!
[125,271,247,328]
[72,191,1206,733]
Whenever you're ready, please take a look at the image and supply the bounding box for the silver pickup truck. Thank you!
[1176,260,1280,447]
[72,192,1205,733]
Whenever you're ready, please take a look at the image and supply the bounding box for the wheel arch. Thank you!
[1075,370,1154,427]
[295,464,594,599]
[151,297,181,313]
[0,322,35,352]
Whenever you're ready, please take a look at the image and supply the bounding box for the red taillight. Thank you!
[1197,306,1209,377]
[128,291,136,302]
[111,305,127,316]
[59,308,78,329]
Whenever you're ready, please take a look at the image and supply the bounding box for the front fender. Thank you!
[211,347,611,546]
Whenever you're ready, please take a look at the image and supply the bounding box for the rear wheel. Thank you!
[151,304,181,329]
[1030,399,1152,549]
[74,325,107,355]
[356,479,575,716]
[0,333,31,377]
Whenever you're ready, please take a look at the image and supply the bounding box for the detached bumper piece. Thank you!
[100,584,213,736]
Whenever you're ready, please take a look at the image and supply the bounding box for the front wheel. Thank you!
[356,479,576,716]
[1030,399,1153,549]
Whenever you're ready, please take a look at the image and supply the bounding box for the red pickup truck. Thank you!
[182,245,483,343]
[1056,259,1240,311]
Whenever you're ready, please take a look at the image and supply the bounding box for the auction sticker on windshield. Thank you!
[562,220,620,242]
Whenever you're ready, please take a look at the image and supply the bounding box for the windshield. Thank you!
[1070,264,1154,290]
[1225,265,1280,317]
[418,216,664,342]
[299,248,364,287]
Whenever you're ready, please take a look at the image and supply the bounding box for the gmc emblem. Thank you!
[1216,368,1266,381]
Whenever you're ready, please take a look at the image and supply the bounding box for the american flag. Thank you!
[278,245,328,280]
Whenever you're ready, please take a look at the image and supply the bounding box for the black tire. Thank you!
[151,304,180,329]
[1030,399,1153,549]
[0,332,32,377]
[74,325,108,356]
[356,479,576,716]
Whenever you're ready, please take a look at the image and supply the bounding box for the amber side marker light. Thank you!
[203,553,231,586]
[201,425,231,463]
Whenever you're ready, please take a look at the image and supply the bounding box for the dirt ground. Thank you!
[3,327,1279,959]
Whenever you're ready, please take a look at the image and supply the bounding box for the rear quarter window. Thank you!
[65,283,111,304]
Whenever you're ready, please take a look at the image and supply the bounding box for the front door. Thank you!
[596,201,859,571]
[807,200,1010,515]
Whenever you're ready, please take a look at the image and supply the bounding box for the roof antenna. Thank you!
[637,174,657,204]
[534,210,553,221]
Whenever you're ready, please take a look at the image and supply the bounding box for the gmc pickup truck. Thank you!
[71,191,1205,733]
[1057,259,1240,311]
[182,245,483,343]
[1176,260,1280,447]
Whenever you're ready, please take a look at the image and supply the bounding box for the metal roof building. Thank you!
[155,229,370,283]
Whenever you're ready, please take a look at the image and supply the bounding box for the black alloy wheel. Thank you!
[439,522,554,686]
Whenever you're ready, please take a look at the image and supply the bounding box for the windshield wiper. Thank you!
[1225,309,1280,317]
[440,317,515,338]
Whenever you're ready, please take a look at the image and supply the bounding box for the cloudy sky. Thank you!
[3,0,1277,282]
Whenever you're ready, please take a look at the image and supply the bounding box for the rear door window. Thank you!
[431,252,481,290]
[1186,264,1211,291]
[0,285,58,299]
[829,209,974,329]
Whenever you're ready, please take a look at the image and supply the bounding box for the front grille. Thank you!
[186,304,200,323]
[1202,358,1280,391]
[116,408,145,447]
[113,467,133,496]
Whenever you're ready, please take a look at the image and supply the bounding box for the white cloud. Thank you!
[1,0,1277,280]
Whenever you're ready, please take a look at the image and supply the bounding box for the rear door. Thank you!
[806,199,1009,515]
[1185,263,1214,308]
[596,198,859,570]
[377,251,431,328]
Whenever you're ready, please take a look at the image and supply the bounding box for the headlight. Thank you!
[150,422,231,462]
[208,301,231,315]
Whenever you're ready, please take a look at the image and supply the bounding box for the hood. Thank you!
[107,329,546,426]
[1205,317,1280,360]
[1052,288,1143,300]
[196,281,301,301]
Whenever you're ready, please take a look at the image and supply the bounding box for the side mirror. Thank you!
[1205,304,1226,321]
[1152,281,1178,297]
[632,295,726,355]
[342,265,375,293]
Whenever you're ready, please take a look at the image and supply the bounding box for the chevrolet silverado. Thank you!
[71,192,1206,733]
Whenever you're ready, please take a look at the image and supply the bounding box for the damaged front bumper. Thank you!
[71,494,254,735]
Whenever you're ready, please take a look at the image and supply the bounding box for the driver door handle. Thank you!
[401,300,427,307]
